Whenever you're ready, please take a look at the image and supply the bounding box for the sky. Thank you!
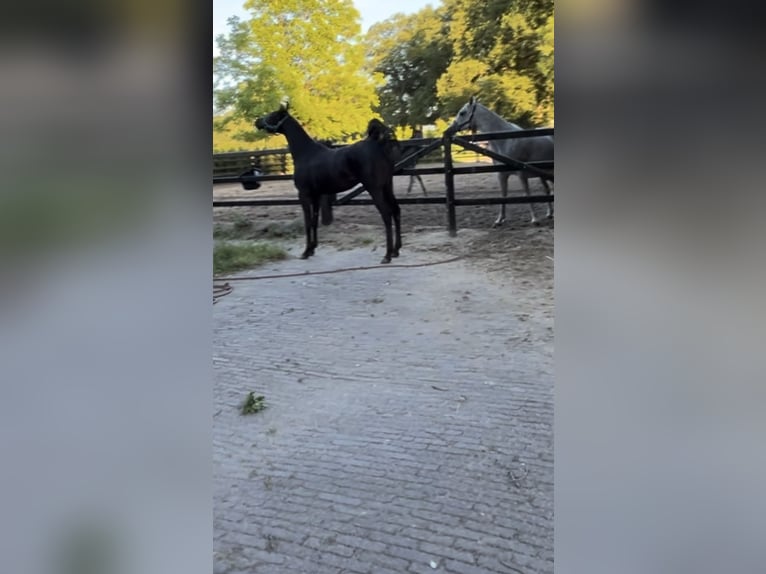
[213,0,436,56]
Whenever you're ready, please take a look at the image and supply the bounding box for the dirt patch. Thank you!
[214,169,552,242]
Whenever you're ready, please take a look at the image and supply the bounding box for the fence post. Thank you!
[443,133,457,237]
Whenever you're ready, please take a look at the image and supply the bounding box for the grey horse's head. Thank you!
[445,96,479,135]
[254,101,290,134]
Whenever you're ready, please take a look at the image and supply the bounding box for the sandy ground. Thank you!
[213,169,555,573]
[213,167,553,345]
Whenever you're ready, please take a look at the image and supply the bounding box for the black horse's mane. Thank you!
[365,118,400,163]
[365,118,395,142]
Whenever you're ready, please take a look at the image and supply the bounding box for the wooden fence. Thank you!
[213,128,553,236]
[213,149,293,178]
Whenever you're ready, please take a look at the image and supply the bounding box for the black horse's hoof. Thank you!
[391,250,399,258]
[300,251,312,259]
[380,256,391,264]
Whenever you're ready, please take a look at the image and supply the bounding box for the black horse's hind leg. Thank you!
[370,188,394,264]
[299,199,314,259]
[384,180,401,257]
[320,194,334,225]
[310,195,321,250]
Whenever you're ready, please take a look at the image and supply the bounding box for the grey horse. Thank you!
[446,97,553,226]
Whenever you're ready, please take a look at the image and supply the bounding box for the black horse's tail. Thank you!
[366,118,401,164]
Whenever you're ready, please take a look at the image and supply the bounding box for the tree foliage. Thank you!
[364,0,554,129]
[211,0,555,151]
[213,113,286,152]
[439,0,554,125]
[365,8,452,129]
[213,0,379,145]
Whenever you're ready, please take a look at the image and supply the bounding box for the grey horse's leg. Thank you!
[417,175,427,196]
[541,179,553,219]
[493,171,509,227]
[520,173,539,225]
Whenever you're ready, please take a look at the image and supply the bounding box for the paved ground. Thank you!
[213,228,553,574]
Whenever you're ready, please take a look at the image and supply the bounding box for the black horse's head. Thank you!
[254,101,290,134]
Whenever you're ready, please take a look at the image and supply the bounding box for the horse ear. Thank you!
[469,96,475,105]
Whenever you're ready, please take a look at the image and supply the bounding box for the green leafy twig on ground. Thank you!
[241,392,266,415]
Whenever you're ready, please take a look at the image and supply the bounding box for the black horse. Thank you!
[255,103,402,263]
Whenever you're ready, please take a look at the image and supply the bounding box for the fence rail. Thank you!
[213,127,554,236]
[213,148,294,177]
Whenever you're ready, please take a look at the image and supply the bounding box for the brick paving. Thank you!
[214,245,553,574]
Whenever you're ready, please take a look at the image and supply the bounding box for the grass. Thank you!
[213,212,254,240]
[214,216,304,241]
[335,235,377,251]
[257,219,304,239]
[214,241,287,275]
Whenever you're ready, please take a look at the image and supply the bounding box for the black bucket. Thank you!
[239,168,262,190]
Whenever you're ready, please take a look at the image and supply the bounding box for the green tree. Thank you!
[214,0,379,144]
[364,7,453,130]
[536,14,554,124]
[434,59,487,112]
[438,0,554,125]
[213,113,286,152]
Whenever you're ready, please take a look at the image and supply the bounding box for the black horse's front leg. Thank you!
[300,200,314,259]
